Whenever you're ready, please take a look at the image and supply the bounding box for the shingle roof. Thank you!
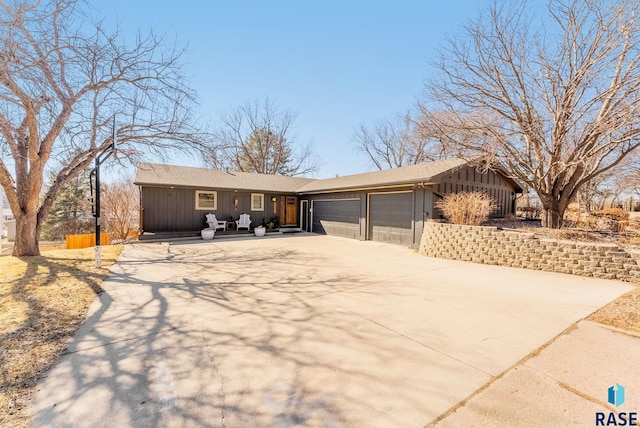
[135,163,315,193]
[135,158,523,194]
[295,158,470,193]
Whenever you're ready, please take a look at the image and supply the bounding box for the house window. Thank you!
[196,190,217,210]
[251,193,264,211]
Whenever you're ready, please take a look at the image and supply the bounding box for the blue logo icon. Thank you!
[608,384,625,407]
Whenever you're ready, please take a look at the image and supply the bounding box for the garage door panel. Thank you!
[312,200,360,239]
[369,193,413,246]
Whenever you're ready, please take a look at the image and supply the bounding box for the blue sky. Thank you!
[92,1,489,178]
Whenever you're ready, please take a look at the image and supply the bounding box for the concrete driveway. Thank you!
[31,234,632,427]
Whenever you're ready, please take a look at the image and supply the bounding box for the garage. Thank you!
[311,199,361,239]
[368,192,413,246]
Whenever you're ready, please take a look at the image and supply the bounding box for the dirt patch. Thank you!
[0,245,123,428]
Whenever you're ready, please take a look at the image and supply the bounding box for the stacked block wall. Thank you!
[419,222,640,282]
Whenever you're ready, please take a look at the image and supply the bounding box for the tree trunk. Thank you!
[541,204,566,229]
[12,213,40,257]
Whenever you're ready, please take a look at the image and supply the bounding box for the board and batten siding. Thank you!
[141,186,286,233]
[433,166,517,218]
[141,187,203,232]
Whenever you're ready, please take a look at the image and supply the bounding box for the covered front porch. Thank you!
[138,225,302,241]
[139,186,302,235]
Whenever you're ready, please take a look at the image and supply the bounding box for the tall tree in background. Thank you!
[354,111,454,170]
[40,170,93,241]
[0,0,206,256]
[207,98,317,176]
[426,0,640,228]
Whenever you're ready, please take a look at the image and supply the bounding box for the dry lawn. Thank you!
[589,285,640,334]
[0,245,122,428]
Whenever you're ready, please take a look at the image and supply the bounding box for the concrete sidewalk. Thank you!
[434,321,640,427]
[30,234,635,427]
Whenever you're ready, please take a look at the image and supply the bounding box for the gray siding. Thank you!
[433,166,517,217]
[141,165,518,244]
[413,188,432,245]
[141,186,291,233]
[141,187,203,232]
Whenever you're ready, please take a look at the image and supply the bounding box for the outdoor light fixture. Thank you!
[234,196,238,207]
[271,196,277,202]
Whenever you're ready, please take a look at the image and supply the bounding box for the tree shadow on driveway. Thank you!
[31,240,463,427]
[32,235,626,427]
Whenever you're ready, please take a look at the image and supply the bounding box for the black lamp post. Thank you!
[89,116,116,267]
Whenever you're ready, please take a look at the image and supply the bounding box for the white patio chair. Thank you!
[236,213,251,231]
[205,213,226,231]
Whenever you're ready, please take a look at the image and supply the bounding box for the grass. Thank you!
[0,245,122,428]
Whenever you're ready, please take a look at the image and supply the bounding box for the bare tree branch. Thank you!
[426,0,640,228]
[354,111,454,170]
[205,97,318,177]
[0,0,208,256]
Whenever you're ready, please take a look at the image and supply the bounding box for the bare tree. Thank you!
[0,0,207,256]
[102,180,138,241]
[206,98,317,176]
[577,160,635,212]
[626,164,640,203]
[426,0,640,228]
[354,111,454,170]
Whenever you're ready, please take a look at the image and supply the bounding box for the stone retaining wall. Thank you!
[419,221,640,282]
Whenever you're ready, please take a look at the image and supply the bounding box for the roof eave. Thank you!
[135,182,301,193]
[297,181,437,195]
